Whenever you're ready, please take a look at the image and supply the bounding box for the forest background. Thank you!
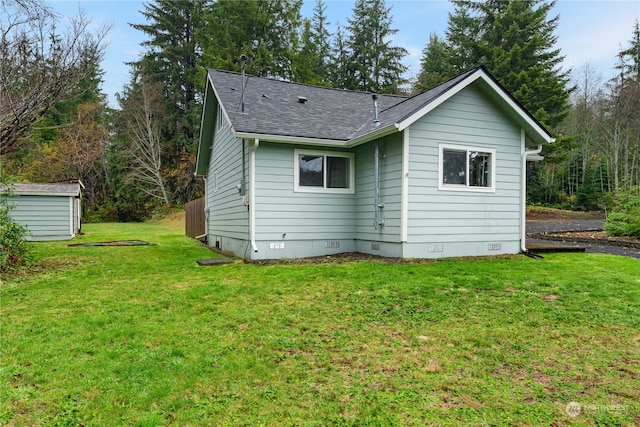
[1,0,639,223]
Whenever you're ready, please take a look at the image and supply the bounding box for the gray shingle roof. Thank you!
[209,69,407,141]
[351,68,480,138]
[205,65,552,146]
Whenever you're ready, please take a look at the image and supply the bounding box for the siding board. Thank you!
[7,195,74,240]
[405,82,523,255]
[254,142,356,243]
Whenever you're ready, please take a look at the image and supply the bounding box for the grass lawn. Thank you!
[1,213,639,426]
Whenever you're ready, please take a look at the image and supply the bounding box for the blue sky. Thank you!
[47,0,640,107]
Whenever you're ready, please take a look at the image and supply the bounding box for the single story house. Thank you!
[195,66,554,260]
[1,181,83,241]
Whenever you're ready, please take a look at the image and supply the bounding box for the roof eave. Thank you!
[234,122,400,148]
[234,131,348,147]
[196,71,237,177]
[12,191,79,197]
[396,68,554,145]
[345,123,399,147]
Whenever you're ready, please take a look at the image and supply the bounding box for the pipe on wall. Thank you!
[374,140,385,229]
[249,138,259,253]
[521,138,543,253]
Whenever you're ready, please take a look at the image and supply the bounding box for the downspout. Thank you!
[521,136,543,253]
[249,138,259,253]
[372,94,384,230]
[374,140,385,229]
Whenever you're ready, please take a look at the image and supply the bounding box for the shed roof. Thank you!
[1,182,82,197]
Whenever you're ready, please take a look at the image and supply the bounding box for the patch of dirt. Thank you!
[526,207,605,221]
[247,252,521,265]
[249,252,406,265]
[1,258,83,284]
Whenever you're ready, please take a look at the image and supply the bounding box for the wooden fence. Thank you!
[185,197,205,239]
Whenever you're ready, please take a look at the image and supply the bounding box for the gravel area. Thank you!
[526,218,640,259]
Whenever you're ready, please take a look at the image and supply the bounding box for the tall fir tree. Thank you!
[328,23,351,89]
[418,0,572,128]
[295,19,328,85]
[309,0,332,84]
[294,1,332,86]
[343,0,407,93]
[416,33,454,91]
[618,19,640,82]
[200,0,302,80]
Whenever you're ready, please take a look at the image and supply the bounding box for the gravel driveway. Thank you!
[526,218,640,259]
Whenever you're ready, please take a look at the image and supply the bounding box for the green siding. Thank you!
[7,195,73,241]
[354,134,403,244]
[254,142,356,244]
[206,115,249,249]
[405,81,523,257]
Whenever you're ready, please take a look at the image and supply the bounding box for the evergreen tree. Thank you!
[416,33,455,91]
[0,0,108,155]
[130,0,208,203]
[329,23,352,89]
[619,19,640,82]
[295,19,326,85]
[200,0,302,80]
[310,0,332,84]
[344,0,407,93]
[418,0,572,128]
[294,0,332,85]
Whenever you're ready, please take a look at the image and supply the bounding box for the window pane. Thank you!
[299,154,324,187]
[442,149,466,185]
[326,156,349,188]
[468,151,491,187]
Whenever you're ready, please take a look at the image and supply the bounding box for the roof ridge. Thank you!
[379,66,482,115]
[208,68,409,98]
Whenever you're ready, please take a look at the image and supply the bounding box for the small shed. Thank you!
[1,181,83,241]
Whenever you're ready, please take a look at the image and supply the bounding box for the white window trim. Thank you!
[438,143,496,193]
[294,149,355,194]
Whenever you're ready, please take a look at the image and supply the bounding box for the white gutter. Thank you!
[249,138,259,253]
[521,128,543,253]
[234,123,399,149]
[234,131,345,147]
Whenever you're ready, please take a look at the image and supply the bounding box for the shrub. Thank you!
[605,187,640,238]
[0,187,32,274]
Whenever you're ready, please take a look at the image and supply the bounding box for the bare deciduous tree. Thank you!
[0,0,109,154]
[119,76,170,206]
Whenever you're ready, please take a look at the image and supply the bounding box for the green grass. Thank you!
[1,215,639,426]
